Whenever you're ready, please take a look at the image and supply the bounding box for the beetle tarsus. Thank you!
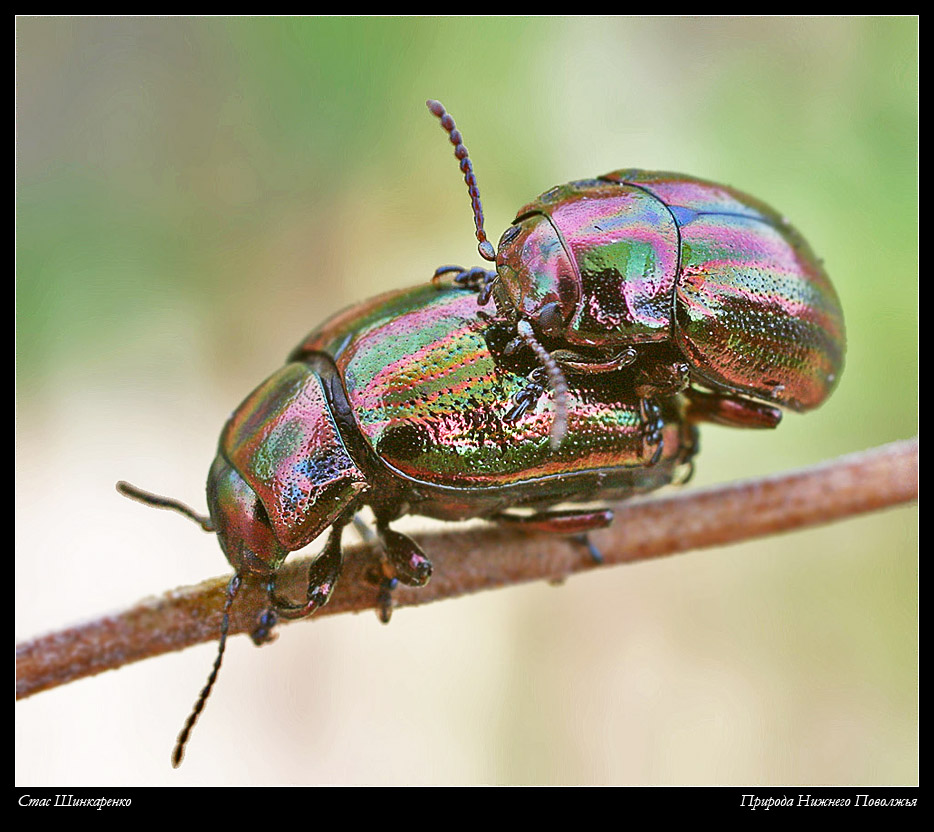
[250,608,278,646]
[270,522,346,620]
[431,265,497,305]
[432,265,466,285]
[674,457,696,486]
[355,515,425,621]
[640,397,666,467]
[378,523,433,587]
[505,368,547,423]
[476,278,497,306]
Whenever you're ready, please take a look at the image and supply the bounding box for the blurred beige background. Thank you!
[16,17,917,785]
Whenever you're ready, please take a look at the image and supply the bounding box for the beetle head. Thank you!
[493,214,580,341]
[206,455,290,576]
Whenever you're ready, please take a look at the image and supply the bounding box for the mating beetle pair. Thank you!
[120,100,845,766]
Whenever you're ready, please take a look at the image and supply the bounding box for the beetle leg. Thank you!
[674,458,697,486]
[431,265,467,285]
[476,277,498,306]
[373,576,400,625]
[575,534,605,564]
[504,367,547,422]
[630,361,690,467]
[634,361,691,399]
[362,562,400,624]
[550,346,639,374]
[351,512,380,546]
[376,521,433,587]
[685,388,782,429]
[352,515,401,624]
[454,266,497,297]
[493,508,614,535]
[431,265,497,300]
[250,608,278,646]
[493,510,613,565]
[355,515,433,623]
[376,527,431,622]
[267,520,347,622]
[640,397,666,467]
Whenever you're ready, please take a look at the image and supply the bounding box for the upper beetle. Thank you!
[426,99,845,442]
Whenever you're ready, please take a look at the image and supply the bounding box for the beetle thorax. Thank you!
[494,188,680,349]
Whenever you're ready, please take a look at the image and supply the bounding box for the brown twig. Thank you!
[16,438,917,700]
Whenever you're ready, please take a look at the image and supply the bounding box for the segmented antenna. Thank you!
[116,481,215,532]
[116,480,236,767]
[426,99,496,262]
[172,575,242,767]
[516,320,569,449]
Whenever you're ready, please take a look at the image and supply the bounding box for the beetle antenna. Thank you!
[116,481,215,532]
[172,574,242,768]
[516,320,569,449]
[426,99,496,263]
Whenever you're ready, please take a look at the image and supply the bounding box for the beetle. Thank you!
[425,100,846,446]
[119,281,698,766]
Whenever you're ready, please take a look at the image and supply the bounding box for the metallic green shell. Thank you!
[298,284,695,518]
[218,362,367,551]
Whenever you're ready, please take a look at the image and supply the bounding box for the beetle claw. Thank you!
[250,608,279,646]
[574,534,605,564]
[376,577,398,624]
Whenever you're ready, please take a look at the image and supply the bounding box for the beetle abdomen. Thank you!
[300,285,691,496]
[604,170,846,409]
[674,213,845,409]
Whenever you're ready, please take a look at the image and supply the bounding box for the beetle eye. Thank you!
[536,302,565,336]
[499,224,522,246]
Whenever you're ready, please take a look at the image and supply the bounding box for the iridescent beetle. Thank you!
[119,282,697,766]
[426,100,846,447]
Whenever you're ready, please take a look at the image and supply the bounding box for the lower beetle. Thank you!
[426,99,845,446]
[120,282,698,766]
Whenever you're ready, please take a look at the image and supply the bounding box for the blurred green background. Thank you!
[16,17,917,786]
